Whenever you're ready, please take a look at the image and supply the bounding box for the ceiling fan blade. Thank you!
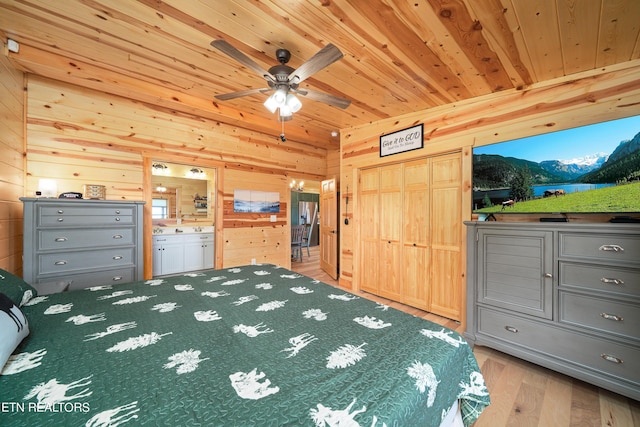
[210,40,273,80]
[288,44,344,84]
[215,88,271,101]
[296,88,351,109]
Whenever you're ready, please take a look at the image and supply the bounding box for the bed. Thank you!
[1,264,490,426]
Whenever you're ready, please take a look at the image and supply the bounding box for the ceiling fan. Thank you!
[210,40,351,121]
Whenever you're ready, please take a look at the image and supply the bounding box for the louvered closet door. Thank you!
[402,159,430,310]
[378,164,403,301]
[359,168,380,294]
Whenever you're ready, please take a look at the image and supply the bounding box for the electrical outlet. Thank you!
[251,258,257,265]
[270,215,277,222]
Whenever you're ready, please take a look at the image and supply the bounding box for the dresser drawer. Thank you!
[37,248,135,275]
[478,307,640,384]
[38,228,135,250]
[559,292,639,341]
[559,262,640,298]
[38,206,135,226]
[35,268,135,294]
[559,232,640,264]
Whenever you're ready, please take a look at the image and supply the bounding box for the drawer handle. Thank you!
[543,273,553,278]
[115,217,121,221]
[600,312,623,322]
[504,326,518,333]
[54,260,67,265]
[601,353,623,364]
[57,209,64,214]
[113,234,123,239]
[598,244,624,252]
[601,277,624,285]
[115,210,121,214]
[57,218,64,222]
[112,276,123,281]
[55,237,68,242]
[113,256,123,260]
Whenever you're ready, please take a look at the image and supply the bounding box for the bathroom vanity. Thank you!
[152,228,214,276]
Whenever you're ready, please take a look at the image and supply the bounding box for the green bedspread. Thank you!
[1,264,489,426]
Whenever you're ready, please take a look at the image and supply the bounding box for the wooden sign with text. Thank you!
[380,124,424,157]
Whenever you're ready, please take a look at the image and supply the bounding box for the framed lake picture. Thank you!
[234,190,280,213]
[472,114,640,215]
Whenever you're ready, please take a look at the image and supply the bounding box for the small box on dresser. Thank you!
[464,221,640,401]
[21,198,145,294]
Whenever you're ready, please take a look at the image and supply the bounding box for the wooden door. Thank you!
[402,159,430,310]
[429,153,463,320]
[358,168,380,293]
[320,178,339,280]
[378,164,402,301]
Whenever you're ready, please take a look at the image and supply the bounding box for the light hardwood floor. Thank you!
[290,246,640,427]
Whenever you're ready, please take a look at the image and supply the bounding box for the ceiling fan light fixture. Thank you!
[264,93,279,113]
[278,110,293,122]
[211,40,351,122]
[279,104,293,118]
[286,93,302,113]
[273,88,287,104]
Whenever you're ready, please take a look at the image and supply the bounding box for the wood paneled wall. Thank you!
[24,75,332,272]
[340,60,640,322]
[0,51,25,274]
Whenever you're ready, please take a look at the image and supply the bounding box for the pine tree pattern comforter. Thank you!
[1,264,489,426]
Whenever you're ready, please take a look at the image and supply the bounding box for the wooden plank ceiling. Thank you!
[1,0,639,149]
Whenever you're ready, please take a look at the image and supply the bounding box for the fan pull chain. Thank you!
[280,120,286,142]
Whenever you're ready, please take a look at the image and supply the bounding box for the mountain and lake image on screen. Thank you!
[472,115,640,215]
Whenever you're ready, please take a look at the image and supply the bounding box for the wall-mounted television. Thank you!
[472,115,640,217]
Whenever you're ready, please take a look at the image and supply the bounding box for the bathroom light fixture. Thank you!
[155,186,167,192]
[187,168,206,179]
[152,163,170,175]
[290,179,304,192]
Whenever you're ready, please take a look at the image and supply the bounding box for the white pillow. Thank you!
[0,292,30,371]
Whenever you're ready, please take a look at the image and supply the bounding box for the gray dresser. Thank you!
[21,198,145,294]
[464,221,640,401]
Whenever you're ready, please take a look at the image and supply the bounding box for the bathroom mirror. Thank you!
[151,162,214,224]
